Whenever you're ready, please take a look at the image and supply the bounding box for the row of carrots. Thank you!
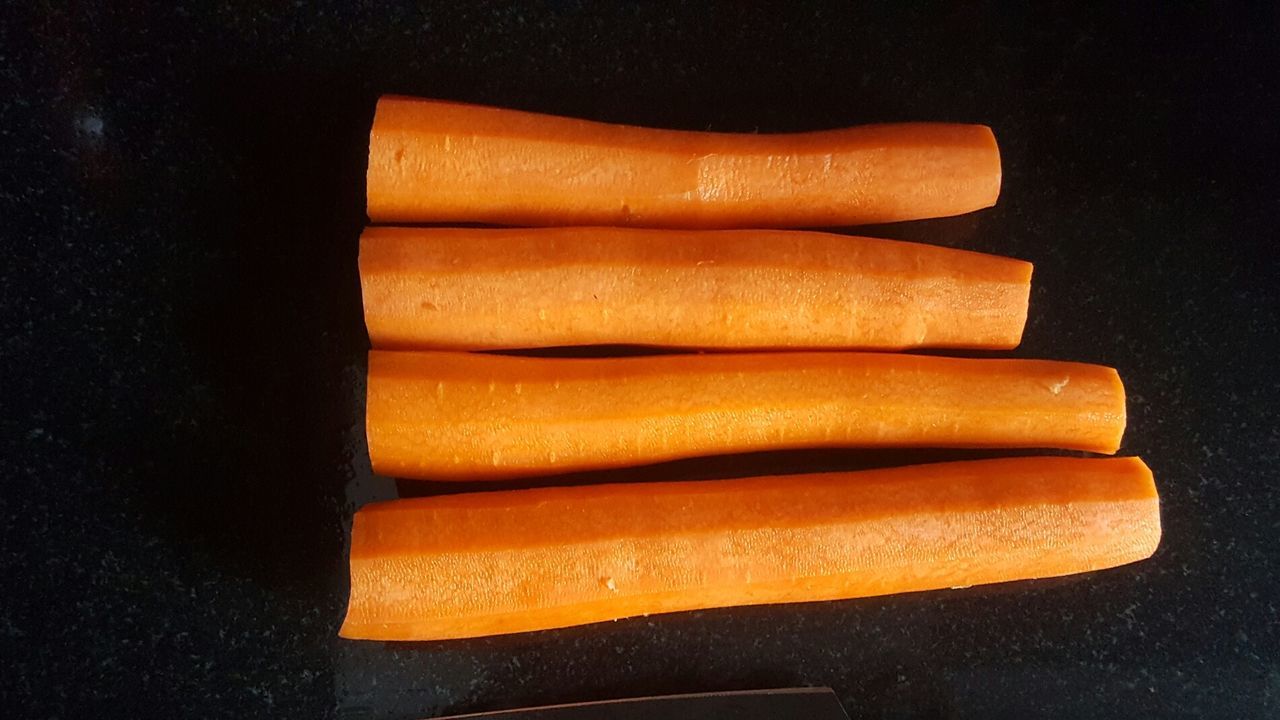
[340,96,1160,642]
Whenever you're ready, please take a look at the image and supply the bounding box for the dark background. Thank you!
[3,2,1278,718]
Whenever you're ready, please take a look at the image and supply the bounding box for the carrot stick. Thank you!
[360,226,1033,352]
[366,351,1126,481]
[366,96,1002,228]
[340,456,1160,641]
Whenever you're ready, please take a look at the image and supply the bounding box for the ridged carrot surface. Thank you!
[360,226,1033,351]
[340,456,1160,641]
[366,351,1126,481]
[366,96,1002,227]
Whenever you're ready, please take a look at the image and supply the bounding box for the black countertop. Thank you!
[4,3,1278,718]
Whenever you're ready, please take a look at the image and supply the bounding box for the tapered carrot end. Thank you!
[979,124,1002,210]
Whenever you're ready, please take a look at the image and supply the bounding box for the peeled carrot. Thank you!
[340,456,1160,641]
[366,96,1002,227]
[360,226,1033,352]
[366,350,1126,481]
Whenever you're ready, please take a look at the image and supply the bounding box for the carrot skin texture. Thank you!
[366,351,1127,481]
[359,226,1033,352]
[366,96,1002,228]
[340,456,1160,641]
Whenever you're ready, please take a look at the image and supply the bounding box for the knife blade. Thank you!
[429,687,850,719]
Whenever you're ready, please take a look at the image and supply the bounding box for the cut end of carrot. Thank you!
[1093,366,1128,454]
[979,124,1002,212]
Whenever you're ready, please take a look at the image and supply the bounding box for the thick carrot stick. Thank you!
[366,96,1002,227]
[360,226,1033,351]
[340,456,1160,641]
[366,351,1126,481]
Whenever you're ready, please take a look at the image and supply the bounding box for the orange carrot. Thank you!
[366,351,1126,481]
[340,456,1160,641]
[360,226,1033,352]
[366,96,1002,227]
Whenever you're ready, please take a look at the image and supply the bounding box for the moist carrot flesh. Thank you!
[366,95,1002,228]
[339,456,1160,641]
[366,350,1126,481]
[359,226,1033,352]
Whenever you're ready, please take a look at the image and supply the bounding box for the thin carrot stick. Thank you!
[366,350,1126,481]
[366,96,1001,228]
[340,456,1160,641]
[360,226,1032,351]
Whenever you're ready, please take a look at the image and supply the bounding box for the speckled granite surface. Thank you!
[3,3,1277,718]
